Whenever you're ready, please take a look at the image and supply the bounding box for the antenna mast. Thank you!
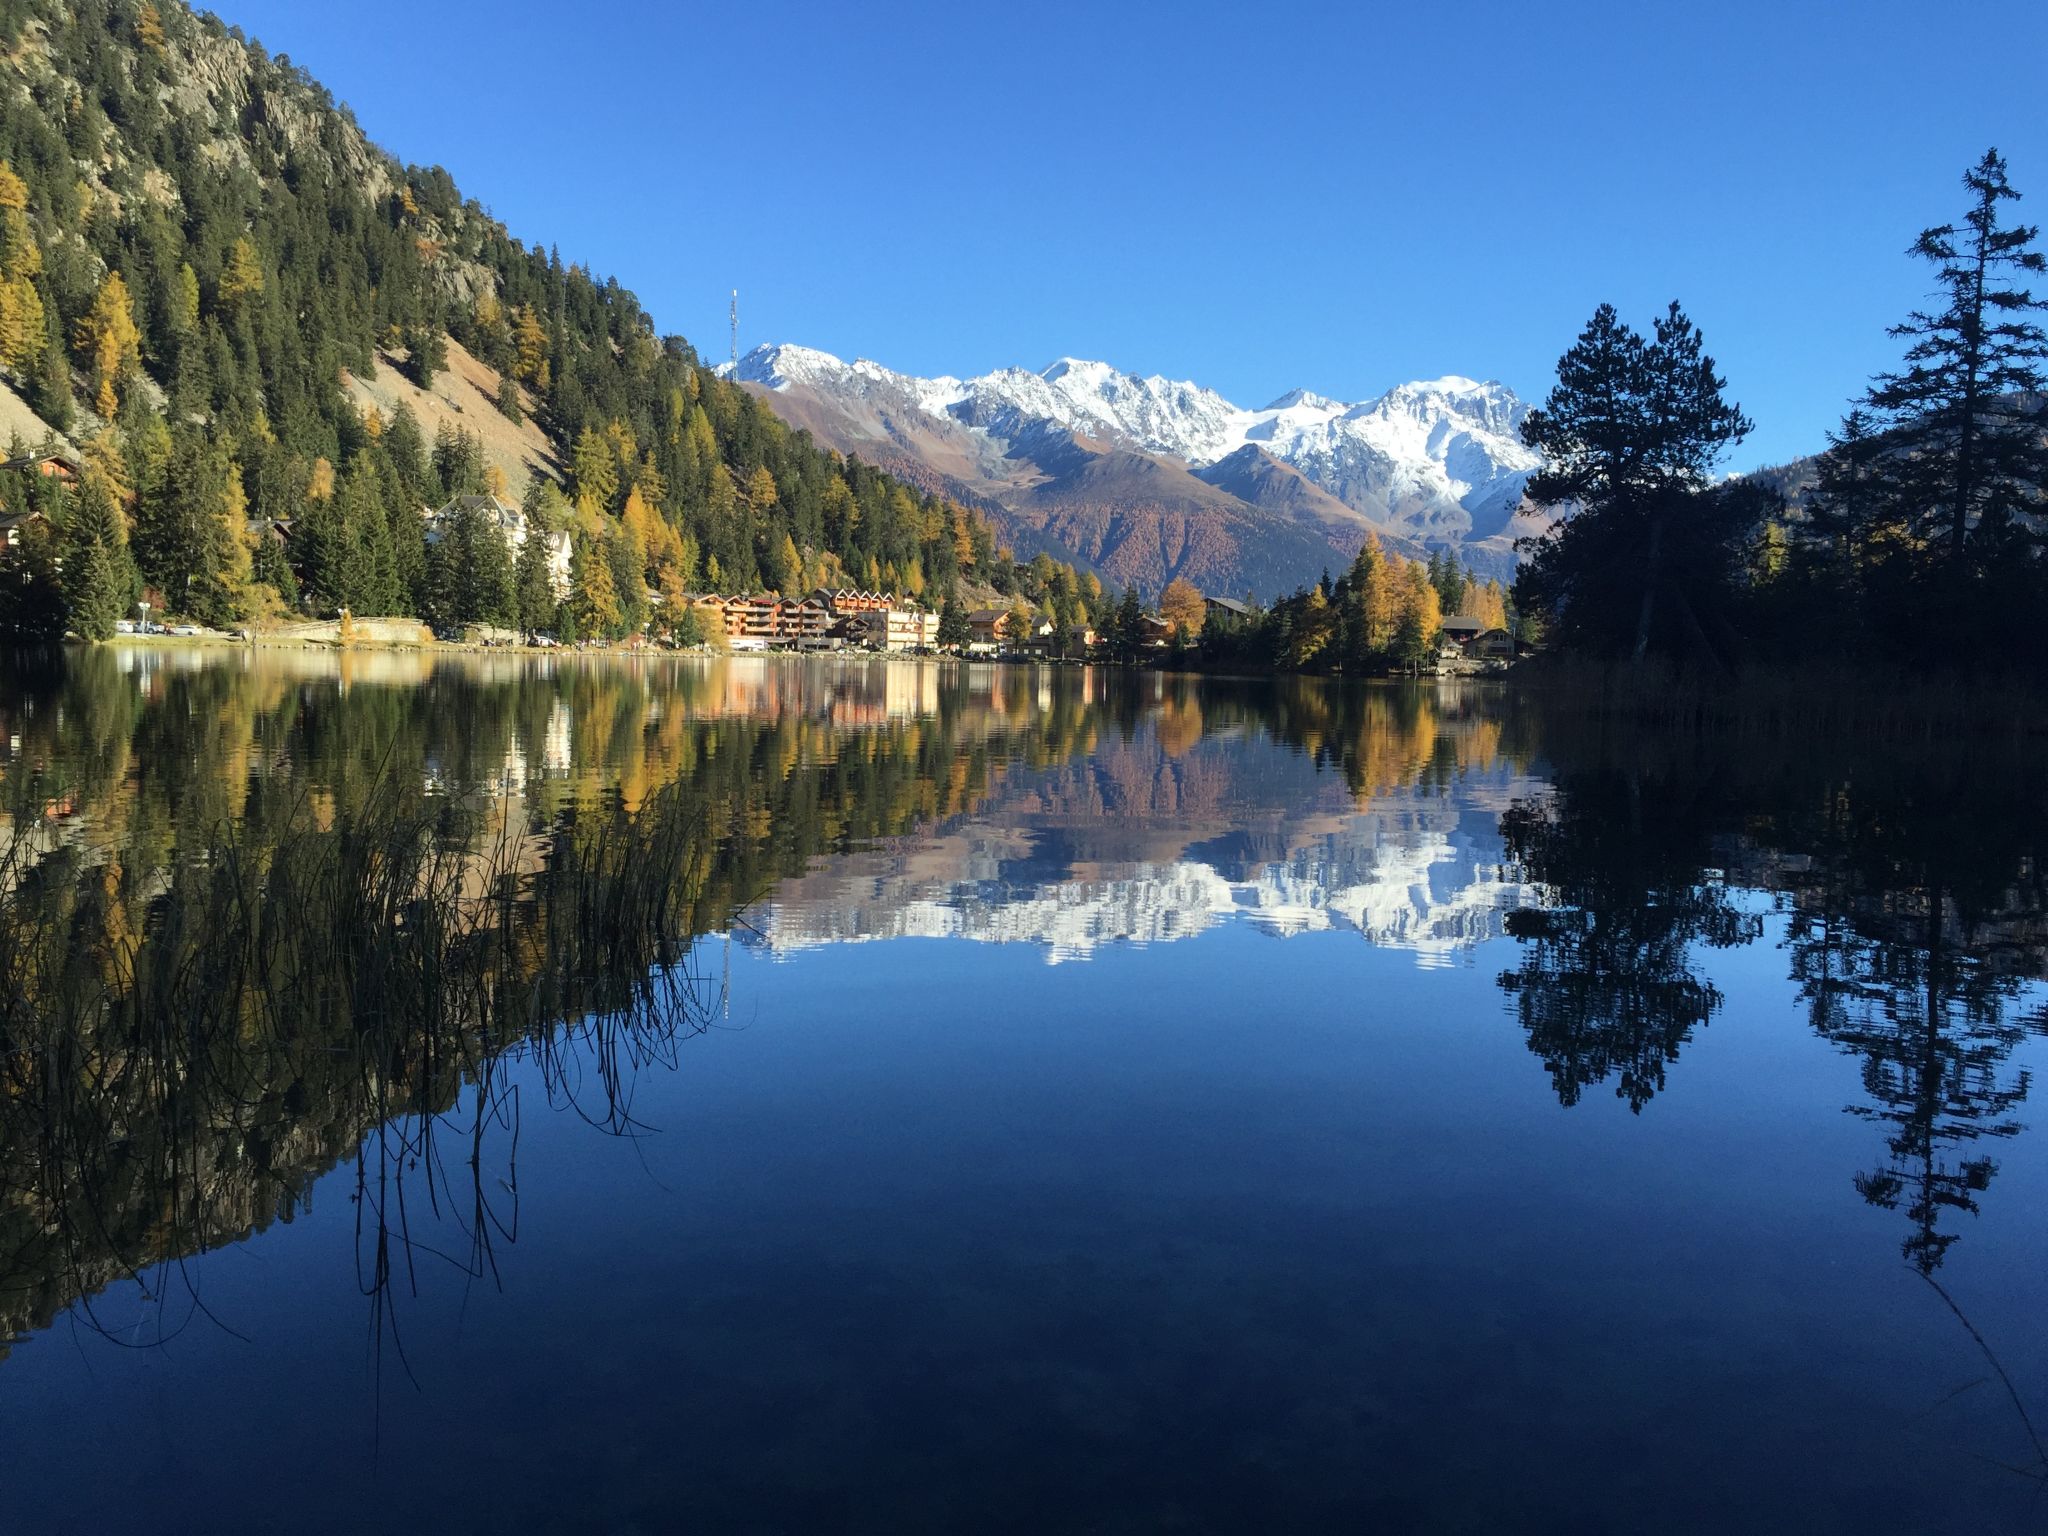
[729,289,738,369]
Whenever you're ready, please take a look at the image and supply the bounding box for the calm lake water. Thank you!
[2,648,2046,1534]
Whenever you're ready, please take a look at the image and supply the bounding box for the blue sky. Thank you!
[228,0,2046,468]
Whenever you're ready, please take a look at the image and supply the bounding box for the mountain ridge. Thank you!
[725,343,1542,594]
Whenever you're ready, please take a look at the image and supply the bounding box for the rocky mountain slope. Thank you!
[726,344,1543,594]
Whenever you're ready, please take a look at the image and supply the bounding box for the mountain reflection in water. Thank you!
[2,647,2046,1532]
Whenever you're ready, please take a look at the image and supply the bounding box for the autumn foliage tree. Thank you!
[1160,577,1205,639]
[75,270,142,419]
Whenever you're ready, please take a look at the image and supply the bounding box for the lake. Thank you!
[1,648,2045,1534]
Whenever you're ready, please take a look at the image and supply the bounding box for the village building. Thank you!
[0,508,49,548]
[679,592,847,649]
[1438,614,1487,648]
[964,608,1012,651]
[0,509,46,552]
[424,494,572,599]
[813,588,893,615]
[0,451,82,489]
[1468,627,1514,663]
[842,605,938,652]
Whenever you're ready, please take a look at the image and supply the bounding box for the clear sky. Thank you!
[226,0,2046,468]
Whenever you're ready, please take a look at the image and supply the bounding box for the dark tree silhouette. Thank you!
[1516,302,1756,663]
[1497,767,1761,1112]
[1863,149,2048,561]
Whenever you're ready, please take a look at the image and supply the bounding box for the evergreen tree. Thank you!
[1862,149,2048,560]
[570,532,622,639]
[937,586,970,650]
[405,321,446,389]
[429,498,514,628]
[1518,302,1754,662]
[1109,585,1146,663]
[513,521,558,636]
[133,424,236,618]
[0,513,65,637]
[63,472,135,639]
[1430,549,1464,617]
[431,424,485,499]
[606,521,646,635]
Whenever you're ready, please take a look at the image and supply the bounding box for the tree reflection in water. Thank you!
[0,764,726,1391]
[4,643,2048,1480]
[1497,764,1761,1112]
[1497,717,2048,1271]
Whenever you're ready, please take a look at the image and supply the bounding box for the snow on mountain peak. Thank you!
[730,339,1540,551]
[1264,387,1339,412]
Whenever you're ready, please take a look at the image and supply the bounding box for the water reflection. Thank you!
[3,648,2048,1510]
[1498,715,2048,1269]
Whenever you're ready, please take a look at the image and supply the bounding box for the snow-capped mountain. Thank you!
[740,800,1544,968]
[723,343,1541,592]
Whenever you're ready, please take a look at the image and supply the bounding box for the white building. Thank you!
[424,495,572,599]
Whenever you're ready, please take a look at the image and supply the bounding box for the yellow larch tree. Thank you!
[1160,577,1205,639]
[510,304,549,384]
[76,270,142,418]
[219,236,264,309]
[0,160,45,374]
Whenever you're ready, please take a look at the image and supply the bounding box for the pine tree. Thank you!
[431,424,485,498]
[1863,149,2048,560]
[1518,302,1753,661]
[133,425,236,618]
[63,471,135,640]
[1109,585,1146,663]
[937,586,970,650]
[406,322,446,389]
[514,519,558,636]
[0,514,66,638]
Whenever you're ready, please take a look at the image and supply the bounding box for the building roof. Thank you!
[1440,614,1486,635]
[1204,594,1252,616]
[0,451,81,476]
[434,493,519,517]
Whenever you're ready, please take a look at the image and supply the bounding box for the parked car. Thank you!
[170,623,202,637]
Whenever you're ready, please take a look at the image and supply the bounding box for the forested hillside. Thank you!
[0,0,1096,637]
